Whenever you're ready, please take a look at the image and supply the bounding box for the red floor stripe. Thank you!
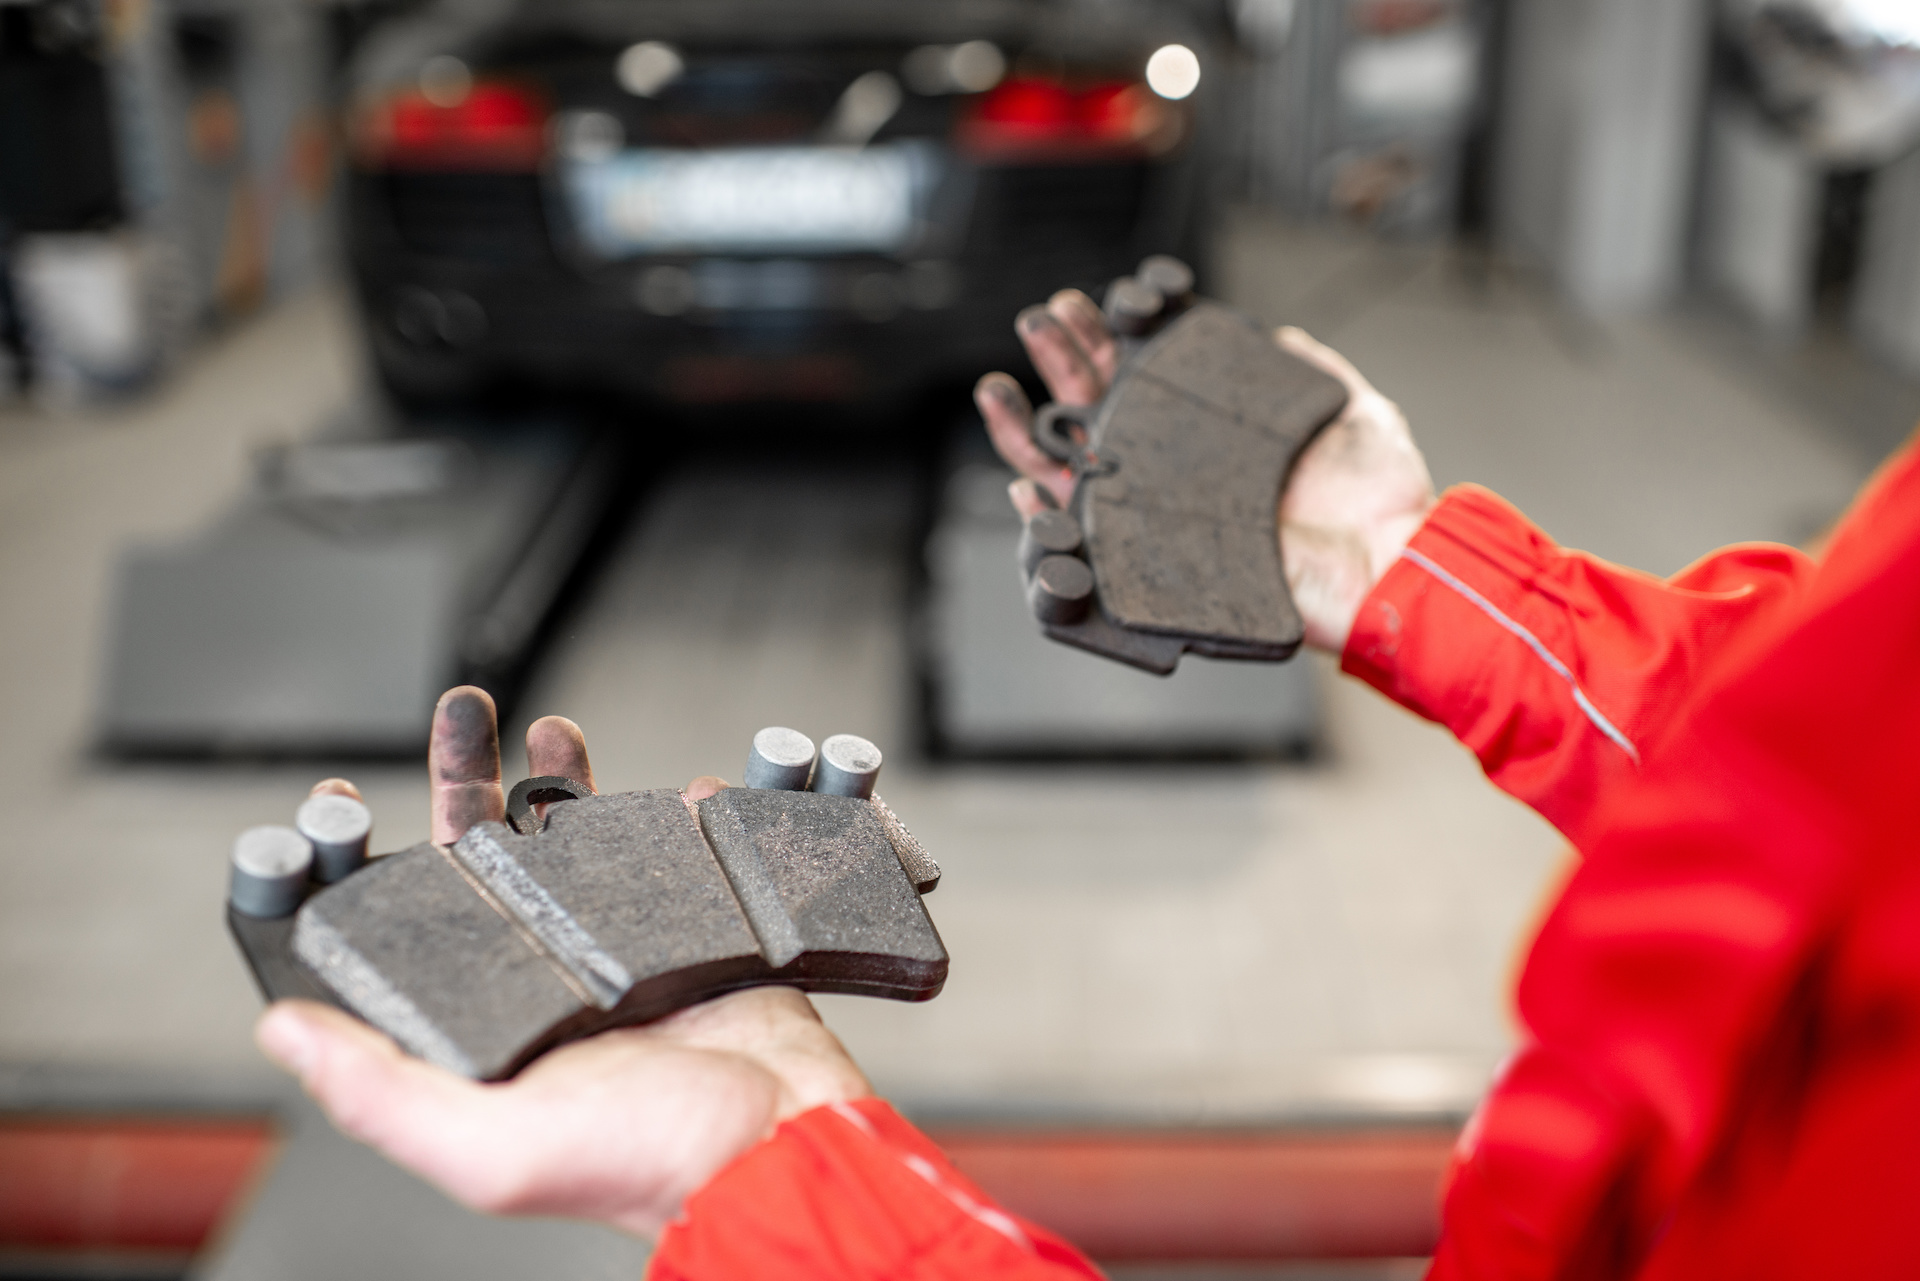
[926,1126,1456,1261]
[0,1115,1447,1261]
[0,1117,275,1252]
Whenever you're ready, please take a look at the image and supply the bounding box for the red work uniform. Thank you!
[651,436,1920,1281]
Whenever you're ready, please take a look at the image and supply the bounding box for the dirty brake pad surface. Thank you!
[1021,261,1350,674]
[228,732,944,1081]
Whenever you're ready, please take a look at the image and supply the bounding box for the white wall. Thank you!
[1700,103,1824,333]
[1498,0,1714,314]
[1854,145,1920,375]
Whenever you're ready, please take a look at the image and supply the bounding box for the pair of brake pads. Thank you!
[1017,257,1351,674]
[227,261,1340,1077]
[228,729,943,1081]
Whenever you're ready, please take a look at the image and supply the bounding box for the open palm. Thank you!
[256,687,870,1237]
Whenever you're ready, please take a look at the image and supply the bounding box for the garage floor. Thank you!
[0,210,1901,1276]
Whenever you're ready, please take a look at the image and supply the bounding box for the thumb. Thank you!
[257,1001,501,1197]
[1275,325,1378,404]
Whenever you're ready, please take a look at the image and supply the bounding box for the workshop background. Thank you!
[3,0,1919,1278]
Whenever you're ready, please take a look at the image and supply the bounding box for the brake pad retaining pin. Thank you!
[230,826,315,919]
[813,734,882,799]
[1103,276,1165,338]
[1019,510,1083,574]
[1028,555,1095,626]
[745,726,817,791]
[297,793,373,883]
[1137,255,1196,312]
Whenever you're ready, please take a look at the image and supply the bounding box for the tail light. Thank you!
[957,75,1175,160]
[354,81,549,171]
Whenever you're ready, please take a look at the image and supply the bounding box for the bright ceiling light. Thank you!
[823,70,902,146]
[949,41,1006,92]
[418,55,472,107]
[617,41,683,97]
[902,41,1004,95]
[1145,44,1201,100]
[1843,0,1920,45]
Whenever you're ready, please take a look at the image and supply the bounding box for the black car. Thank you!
[340,0,1225,408]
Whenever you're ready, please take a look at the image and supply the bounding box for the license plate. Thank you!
[565,144,937,256]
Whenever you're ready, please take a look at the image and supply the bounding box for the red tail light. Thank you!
[355,81,549,171]
[957,76,1174,160]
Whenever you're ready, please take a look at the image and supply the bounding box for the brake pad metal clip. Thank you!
[1033,403,1121,480]
[506,774,592,835]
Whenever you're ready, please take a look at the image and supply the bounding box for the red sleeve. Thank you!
[647,1099,1102,1281]
[1431,439,1920,1279]
[1341,485,1814,850]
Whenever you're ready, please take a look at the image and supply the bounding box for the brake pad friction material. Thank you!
[231,773,946,1081]
[696,788,947,990]
[292,845,587,1079]
[450,789,765,1012]
[1025,288,1349,673]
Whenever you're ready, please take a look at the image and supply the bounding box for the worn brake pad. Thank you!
[1019,258,1350,674]
[227,729,944,1081]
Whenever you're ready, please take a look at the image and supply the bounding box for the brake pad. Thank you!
[1019,258,1350,674]
[227,729,944,1081]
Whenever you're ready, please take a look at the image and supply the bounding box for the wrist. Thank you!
[660,987,874,1130]
[769,1056,873,1125]
[1286,499,1435,654]
[1365,503,1434,588]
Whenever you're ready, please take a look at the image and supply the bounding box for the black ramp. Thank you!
[100,425,617,756]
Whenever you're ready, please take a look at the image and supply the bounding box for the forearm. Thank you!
[1342,485,1815,849]
[649,1100,1102,1281]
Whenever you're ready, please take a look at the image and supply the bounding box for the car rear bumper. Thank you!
[344,156,1196,406]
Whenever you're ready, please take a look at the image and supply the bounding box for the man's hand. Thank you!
[255,686,872,1237]
[975,292,1436,653]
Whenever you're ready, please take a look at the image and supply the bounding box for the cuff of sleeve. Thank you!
[648,1099,1093,1281]
[1341,483,1555,715]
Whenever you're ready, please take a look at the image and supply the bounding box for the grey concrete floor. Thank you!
[0,210,1896,1275]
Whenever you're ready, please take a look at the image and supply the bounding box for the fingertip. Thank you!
[1274,326,1366,391]
[1048,288,1094,319]
[978,371,1075,498]
[525,716,595,793]
[308,778,363,801]
[1016,304,1059,337]
[435,684,496,717]
[1048,289,1107,334]
[1274,325,1327,358]
[974,371,1027,413]
[1008,478,1053,518]
[524,714,585,754]
[684,775,729,801]
[257,1000,326,1079]
[429,686,504,844]
[1275,326,1330,362]
[432,687,501,768]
